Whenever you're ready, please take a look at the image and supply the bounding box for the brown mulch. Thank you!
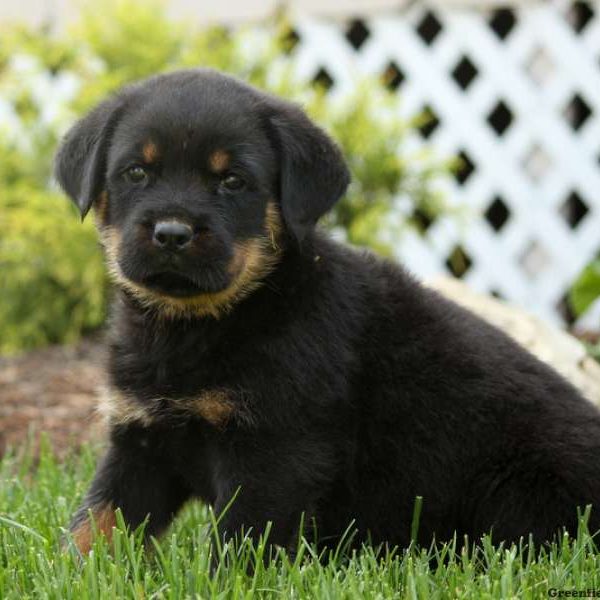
[0,335,108,458]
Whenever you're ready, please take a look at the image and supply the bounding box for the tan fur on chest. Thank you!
[194,390,234,427]
[98,387,235,428]
[97,388,156,427]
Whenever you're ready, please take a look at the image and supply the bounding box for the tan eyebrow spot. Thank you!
[209,149,230,173]
[142,141,159,164]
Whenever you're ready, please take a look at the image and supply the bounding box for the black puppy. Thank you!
[56,68,600,556]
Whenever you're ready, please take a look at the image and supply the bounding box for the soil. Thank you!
[0,334,108,458]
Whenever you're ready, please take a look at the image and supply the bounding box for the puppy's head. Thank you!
[55,69,350,318]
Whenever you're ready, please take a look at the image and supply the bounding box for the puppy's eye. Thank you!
[124,166,149,184]
[220,174,246,193]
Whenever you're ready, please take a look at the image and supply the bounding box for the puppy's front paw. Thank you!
[68,503,116,555]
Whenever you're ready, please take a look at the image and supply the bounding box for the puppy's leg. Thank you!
[471,466,600,547]
[69,428,190,554]
[211,438,335,562]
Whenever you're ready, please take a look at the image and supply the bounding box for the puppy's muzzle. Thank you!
[152,221,193,251]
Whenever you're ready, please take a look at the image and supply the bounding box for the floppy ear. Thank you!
[54,96,124,220]
[265,100,350,242]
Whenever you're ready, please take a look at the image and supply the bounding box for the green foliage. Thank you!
[0,186,107,354]
[73,0,187,81]
[570,260,600,317]
[0,0,449,354]
[569,259,600,362]
[307,87,449,253]
[2,442,600,597]
[588,343,600,362]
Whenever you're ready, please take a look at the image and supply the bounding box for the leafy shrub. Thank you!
[0,186,107,353]
[570,260,600,318]
[0,0,449,354]
[570,259,600,361]
[308,87,449,254]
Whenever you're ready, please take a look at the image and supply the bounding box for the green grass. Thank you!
[2,442,600,599]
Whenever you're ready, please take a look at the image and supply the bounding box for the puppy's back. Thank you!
[324,241,600,547]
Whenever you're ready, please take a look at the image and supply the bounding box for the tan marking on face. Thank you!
[208,149,230,173]
[96,205,282,319]
[96,387,155,427]
[94,191,109,226]
[142,141,159,164]
[100,228,280,320]
[98,226,120,269]
[98,227,135,297]
[195,390,234,428]
[265,201,283,251]
[71,504,116,554]
[153,236,280,318]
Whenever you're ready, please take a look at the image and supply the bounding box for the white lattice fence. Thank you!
[287,1,600,325]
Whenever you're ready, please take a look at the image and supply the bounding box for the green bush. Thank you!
[570,260,600,318]
[570,259,600,361]
[0,0,449,354]
[0,186,106,352]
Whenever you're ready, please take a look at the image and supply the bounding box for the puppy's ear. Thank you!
[55,96,124,220]
[264,100,350,242]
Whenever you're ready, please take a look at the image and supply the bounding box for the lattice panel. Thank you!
[288,1,600,325]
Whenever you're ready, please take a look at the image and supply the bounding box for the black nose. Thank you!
[152,221,193,250]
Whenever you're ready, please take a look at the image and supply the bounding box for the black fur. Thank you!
[262,97,350,242]
[56,69,600,556]
[55,95,125,219]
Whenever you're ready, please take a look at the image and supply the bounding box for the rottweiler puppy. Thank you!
[55,68,600,557]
